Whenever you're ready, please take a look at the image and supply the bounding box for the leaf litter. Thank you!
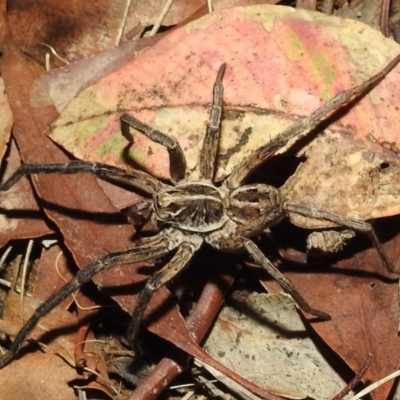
[204,292,352,399]
[48,6,400,219]
[0,2,400,400]
[45,6,400,398]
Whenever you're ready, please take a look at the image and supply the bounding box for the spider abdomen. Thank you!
[153,182,228,233]
[228,184,283,229]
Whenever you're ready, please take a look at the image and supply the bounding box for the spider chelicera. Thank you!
[0,56,399,368]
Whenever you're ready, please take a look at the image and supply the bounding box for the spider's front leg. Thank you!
[285,203,395,273]
[121,113,187,182]
[199,63,226,180]
[226,53,400,189]
[0,234,170,369]
[121,63,226,183]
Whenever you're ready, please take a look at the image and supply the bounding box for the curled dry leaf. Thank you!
[41,4,400,395]
[5,3,400,398]
[0,78,12,160]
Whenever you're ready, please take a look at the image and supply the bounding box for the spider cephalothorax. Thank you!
[0,56,399,368]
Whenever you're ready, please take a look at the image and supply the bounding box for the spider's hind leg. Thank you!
[285,203,395,273]
[242,238,331,320]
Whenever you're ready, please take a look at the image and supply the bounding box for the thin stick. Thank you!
[40,43,69,65]
[348,368,400,400]
[0,245,13,270]
[331,354,372,400]
[116,0,131,45]
[20,240,34,327]
[54,251,101,311]
[149,0,174,36]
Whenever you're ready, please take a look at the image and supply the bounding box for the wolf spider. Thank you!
[0,56,399,369]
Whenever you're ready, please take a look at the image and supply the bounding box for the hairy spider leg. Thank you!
[121,63,226,182]
[285,204,395,273]
[223,53,400,274]
[0,161,162,194]
[121,113,187,182]
[226,53,400,189]
[126,236,202,344]
[199,63,226,180]
[208,202,331,320]
[0,234,170,368]
[243,239,330,319]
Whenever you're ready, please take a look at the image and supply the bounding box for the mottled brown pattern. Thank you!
[1,54,400,371]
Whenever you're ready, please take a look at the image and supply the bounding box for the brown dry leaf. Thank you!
[8,0,129,70]
[0,139,53,246]
[1,290,77,357]
[262,226,400,400]
[204,292,351,399]
[33,244,75,310]
[0,77,12,160]
[0,83,41,246]
[41,4,400,396]
[0,353,77,400]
